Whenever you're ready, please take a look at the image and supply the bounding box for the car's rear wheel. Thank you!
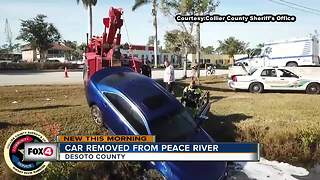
[91,105,103,127]
[306,83,320,94]
[286,62,298,67]
[249,82,263,93]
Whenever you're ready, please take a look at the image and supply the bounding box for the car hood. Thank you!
[158,129,227,180]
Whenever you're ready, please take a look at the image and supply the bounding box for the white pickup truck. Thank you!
[228,67,320,94]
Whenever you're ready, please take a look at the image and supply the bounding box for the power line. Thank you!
[267,0,320,16]
[268,0,320,15]
[278,0,320,14]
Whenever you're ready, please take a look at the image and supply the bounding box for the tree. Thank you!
[63,40,84,60]
[17,14,61,61]
[147,35,160,46]
[132,0,159,68]
[161,0,219,78]
[164,29,195,66]
[245,44,264,58]
[77,0,98,39]
[0,43,20,54]
[201,46,215,54]
[216,37,248,62]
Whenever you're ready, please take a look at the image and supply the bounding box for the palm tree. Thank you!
[192,0,219,77]
[161,0,219,78]
[77,0,98,39]
[132,0,159,68]
[217,37,248,64]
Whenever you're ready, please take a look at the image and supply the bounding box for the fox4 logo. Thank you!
[24,143,57,161]
[28,147,53,156]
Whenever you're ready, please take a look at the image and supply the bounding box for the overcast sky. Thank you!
[0,0,319,48]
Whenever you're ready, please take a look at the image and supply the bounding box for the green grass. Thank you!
[195,76,320,167]
[0,85,163,180]
[0,76,320,178]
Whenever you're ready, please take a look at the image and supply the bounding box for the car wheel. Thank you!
[306,83,320,94]
[249,82,263,93]
[91,105,104,127]
[286,62,298,67]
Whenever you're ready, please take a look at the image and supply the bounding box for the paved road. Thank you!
[0,69,228,86]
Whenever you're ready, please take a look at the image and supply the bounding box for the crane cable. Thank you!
[123,15,131,46]
[122,13,139,71]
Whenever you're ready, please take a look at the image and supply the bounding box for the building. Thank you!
[21,43,73,62]
[120,45,180,66]
[186,53,248,66]
[120,44,244,67]
[187,54,231,65]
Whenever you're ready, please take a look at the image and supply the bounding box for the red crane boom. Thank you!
[84,7,141,81]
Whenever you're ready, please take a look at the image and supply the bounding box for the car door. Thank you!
[276,69,300,89]
[260,69,279,89]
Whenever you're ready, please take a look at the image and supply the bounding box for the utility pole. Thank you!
[4,18,13,48]
[152,0,158,68]
[88,5,93,39]
[196,21,201,79]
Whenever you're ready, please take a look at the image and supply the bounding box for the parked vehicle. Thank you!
[47,58,68,63]
[228,67,320,94]
[70,60,84,69]
[235,36,320,68]
[85,67,227,180]
[47,59,61,63]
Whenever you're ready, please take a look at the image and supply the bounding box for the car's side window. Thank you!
[104,93,148,135]
[261,69,277,77]
[278,69,297,78]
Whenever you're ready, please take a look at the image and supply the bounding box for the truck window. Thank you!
[261,69,277,77]
[104,93,148,135]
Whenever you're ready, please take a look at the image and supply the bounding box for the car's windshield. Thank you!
[149,108,197,142]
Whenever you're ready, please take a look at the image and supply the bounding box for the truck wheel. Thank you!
[249,82,263,93]
[306,83,320,94]
[91,105,103,127]
[286,62,298,67]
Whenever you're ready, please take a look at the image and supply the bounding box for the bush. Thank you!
[236,124,320,166]
[215,64,231,69]
[0,62,80,71]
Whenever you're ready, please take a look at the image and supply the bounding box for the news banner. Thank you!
[24,135,260,161]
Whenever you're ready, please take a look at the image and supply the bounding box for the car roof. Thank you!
[91,67,182,122]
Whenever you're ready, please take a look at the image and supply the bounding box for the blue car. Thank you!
[85,67,227,180]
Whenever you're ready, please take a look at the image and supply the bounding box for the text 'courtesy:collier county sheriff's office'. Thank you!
[175,14,296,23]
